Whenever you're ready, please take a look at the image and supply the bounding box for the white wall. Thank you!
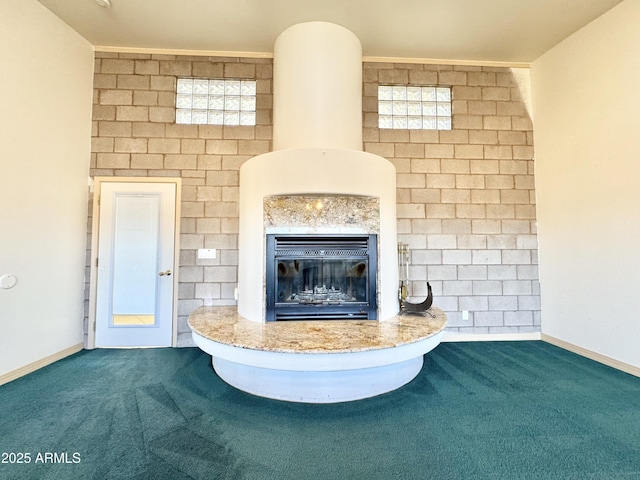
[532,0,640,368]
[0,1,94,377]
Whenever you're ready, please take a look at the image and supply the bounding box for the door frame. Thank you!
[87,177,181,349]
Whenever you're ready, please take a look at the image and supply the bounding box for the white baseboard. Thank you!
[0,343,84,386]
[541,334,640,378]
[442,332,542,342]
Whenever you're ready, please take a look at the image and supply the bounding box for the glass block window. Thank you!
[176,78,257,126]
[378,85,452,130]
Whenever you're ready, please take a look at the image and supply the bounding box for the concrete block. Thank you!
[130,154,163,169]
[412,248,442,265]
[457,265,487,280]
[149,106,175,123]
[178,265,204,282]
[91,105,116,121]
[427,234,457,249]
[455,145,484,159]
[411,189,441,204]
[425,144,454,159]
[453,114,483,130]
[470,159,499,174]
[397,173,426,188]
[503,280,532,295]
[487,234,517,249]
[442,189,470,204]
[487,265,517,280]
[397,203,426,219]
[459,295,489,311]
[518,295,541,310]
[100,90,133,106]
[486,205,515,219]
[456,234,486,249]
[474,311,504,327]
[488,296,518,311]
[504,311,533,326]
[456,174,485,189]
[116,106,148,122]
[455,204,485,219]
[101,59,134,74]
[502,250,531,265]
[517,265,539,280]
[441,219,472,234]
[472,280,503,296]
[427,265,458,280]
[206,140,239,155]
[471,219,501,234]
[502,220,532,234]
[411,219,443,234]
[472,250,502,265]
[471,190,500,204]
[439,130,470,144]
[426,204,456,218]
[395,143,425,158]
[468,100,497,115]
[441,159,470,174]
[483,116,511,130]
[204,266,237,283]
[486,175,514,189]
[443,280,473,296]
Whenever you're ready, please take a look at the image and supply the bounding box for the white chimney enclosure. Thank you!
[237,22,399,322]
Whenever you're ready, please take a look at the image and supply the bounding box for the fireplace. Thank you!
[265,234,378,321]
[237,22,399,323]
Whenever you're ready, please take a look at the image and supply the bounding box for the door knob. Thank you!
[159,270,172,276]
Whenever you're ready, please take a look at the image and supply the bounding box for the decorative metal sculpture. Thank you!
[399,282,433,316]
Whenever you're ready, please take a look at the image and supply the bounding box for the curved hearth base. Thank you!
[189,306,447,403]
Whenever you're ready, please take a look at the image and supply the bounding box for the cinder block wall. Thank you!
[87,53,273,346]
[364,63,539,334]
[86,53,539,346]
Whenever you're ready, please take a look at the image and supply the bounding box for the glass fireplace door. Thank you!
[266,234,377,321]
[276,258,368,305]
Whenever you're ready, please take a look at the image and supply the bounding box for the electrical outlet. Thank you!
[462,310,469,320]
[197,248,217,259]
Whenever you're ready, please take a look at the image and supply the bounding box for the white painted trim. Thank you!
[442,332,541,342]
[363,56,530,69]
[95,46,274,59]
[93,46,530,69]
[0,344,83,386]
[541,334,640,378]
[87,177,181,349]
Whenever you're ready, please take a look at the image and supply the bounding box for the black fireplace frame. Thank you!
[265,234,378,321]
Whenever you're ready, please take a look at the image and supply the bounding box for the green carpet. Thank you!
[0,342,638,479]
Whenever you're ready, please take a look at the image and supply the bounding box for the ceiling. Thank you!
[37,0,623,64]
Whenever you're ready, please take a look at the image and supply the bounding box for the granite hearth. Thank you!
[189,306,446,403]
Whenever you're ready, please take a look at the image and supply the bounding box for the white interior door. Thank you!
[95,182,177,347]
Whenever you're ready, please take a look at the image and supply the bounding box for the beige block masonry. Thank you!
[86,54,539,346]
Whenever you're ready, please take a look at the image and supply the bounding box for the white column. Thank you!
[273,22,363,151]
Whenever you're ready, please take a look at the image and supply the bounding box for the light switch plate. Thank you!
[198,248,217,259]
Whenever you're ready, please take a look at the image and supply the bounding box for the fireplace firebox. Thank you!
[265,234,378,321]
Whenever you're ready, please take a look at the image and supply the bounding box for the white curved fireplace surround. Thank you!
[237,22,399,322]
[238,149,398,321]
